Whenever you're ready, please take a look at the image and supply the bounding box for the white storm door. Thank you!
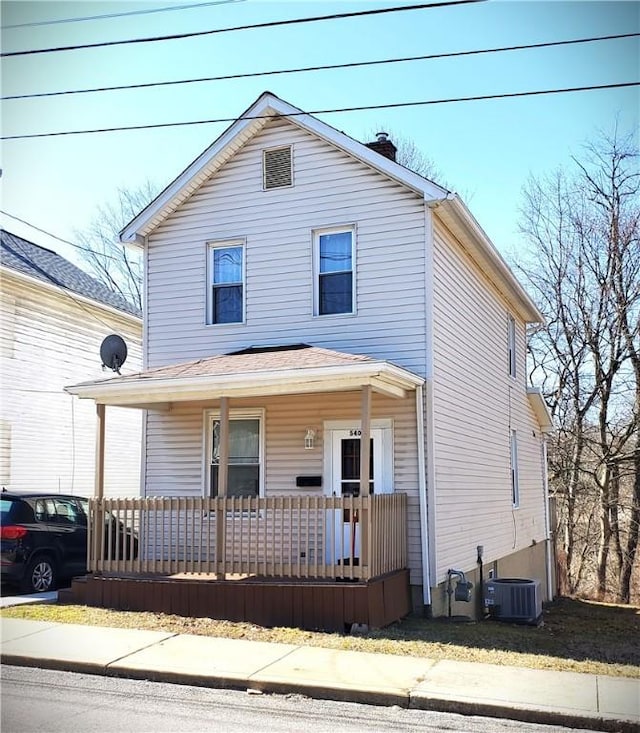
[325,427,391,563]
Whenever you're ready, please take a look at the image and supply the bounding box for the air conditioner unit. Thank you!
[484,578,542,625]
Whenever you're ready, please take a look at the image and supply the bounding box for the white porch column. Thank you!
[95,403,105,499]
[93,403,106,573]
[360,385,371,495]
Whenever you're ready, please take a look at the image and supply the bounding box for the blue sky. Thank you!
[2,0,638,269]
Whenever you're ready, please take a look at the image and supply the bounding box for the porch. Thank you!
[67,493,411,630]
[65,345,426,629]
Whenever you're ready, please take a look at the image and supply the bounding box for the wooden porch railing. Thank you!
[88,494,407,581]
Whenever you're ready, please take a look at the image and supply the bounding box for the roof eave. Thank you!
[65,361,424,406]
[527,388,554,434]
[1,264,142,323]
[433,195,543,324]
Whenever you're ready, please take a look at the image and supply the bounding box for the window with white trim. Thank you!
[508,315,517,378]
[206,412,263,498]
[314,227,355,316]
[510,429,520,508]
[207,242,244,325]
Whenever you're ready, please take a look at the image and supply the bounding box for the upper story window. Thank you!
[510,429,520,508]
[263,146,292,190]
[207,241,244,325]
[314,227,355,316]
[507,315,517,378]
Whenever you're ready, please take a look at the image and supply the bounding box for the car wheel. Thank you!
[23,555,57,593]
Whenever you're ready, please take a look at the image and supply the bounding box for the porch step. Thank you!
[58,575,88,605]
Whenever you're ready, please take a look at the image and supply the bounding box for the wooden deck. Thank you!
[63,569,412,632]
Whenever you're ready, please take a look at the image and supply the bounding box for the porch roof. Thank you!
[65,344,424,407]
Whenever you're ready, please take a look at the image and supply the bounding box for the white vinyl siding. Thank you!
[430,217,547,581]
[144,391,425,586]
[0,271,142,498]
[145,118,427,375]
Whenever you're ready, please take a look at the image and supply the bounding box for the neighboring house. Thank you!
[1,229,142,498]
[67,92,553,621]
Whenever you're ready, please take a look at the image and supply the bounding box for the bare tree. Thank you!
[518,129,639,602]
[75,182,157,312]
[367,127,448,185]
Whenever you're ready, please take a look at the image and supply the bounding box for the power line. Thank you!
[1,0,244,29]
[3,82,638,141]
[1,210,127,263]
[4,32,636,101]
[1,1,485,58]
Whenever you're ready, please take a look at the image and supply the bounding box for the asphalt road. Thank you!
[1,666,593,733]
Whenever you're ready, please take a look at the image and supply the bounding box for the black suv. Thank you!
[1,492,90,593]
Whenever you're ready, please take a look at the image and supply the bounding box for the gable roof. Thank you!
[119,91,449,245]
[65,344,424,406]
[118,91,542,323]
[1,229,141,318]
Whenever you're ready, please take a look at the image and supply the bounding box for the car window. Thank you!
[73,498,88,526]
[34,499,57,523]
[1,498,33,524]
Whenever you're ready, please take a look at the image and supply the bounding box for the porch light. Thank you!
[304,428,316,450]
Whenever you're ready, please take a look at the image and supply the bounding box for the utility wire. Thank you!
[1,210,126,263]
[1,0,485,58]
[4,32,635,101]
[2,0,244,29]
[3,81,638,141]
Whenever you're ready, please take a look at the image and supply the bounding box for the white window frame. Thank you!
[313,225,356,317]
[507,315,517,378]
[202,408,265,498]
[510,429,520,508]
[206,240,245,326]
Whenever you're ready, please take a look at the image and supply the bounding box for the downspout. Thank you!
[416,384,431,606]
[542,437,553,600]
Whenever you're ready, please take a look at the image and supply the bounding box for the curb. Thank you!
[408,694,639,733]
[3,653,637,733]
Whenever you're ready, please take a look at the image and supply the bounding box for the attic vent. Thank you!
[263,146,292,189]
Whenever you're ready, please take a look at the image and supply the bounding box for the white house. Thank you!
[1,230,142,498]
[66,92,553,622]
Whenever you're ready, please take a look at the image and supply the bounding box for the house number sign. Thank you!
[349,429,362,436]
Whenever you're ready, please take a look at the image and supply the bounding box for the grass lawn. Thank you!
[2,596,638,678]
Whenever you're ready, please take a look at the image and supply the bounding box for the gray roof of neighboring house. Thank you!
[1,229,142,318]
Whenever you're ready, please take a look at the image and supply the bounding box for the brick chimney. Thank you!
[365,131,397,162]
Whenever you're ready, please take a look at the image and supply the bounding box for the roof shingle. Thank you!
[1,229,141,318]
[101,345,374,384]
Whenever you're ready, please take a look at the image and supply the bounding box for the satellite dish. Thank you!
[100,334,128,374]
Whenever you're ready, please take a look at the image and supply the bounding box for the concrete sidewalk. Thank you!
[1,617,638,732]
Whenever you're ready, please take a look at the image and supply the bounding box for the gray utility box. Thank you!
[484,578,542,625]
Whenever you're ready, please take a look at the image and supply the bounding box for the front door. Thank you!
[324,424,393,563]
[331,429,383,497]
